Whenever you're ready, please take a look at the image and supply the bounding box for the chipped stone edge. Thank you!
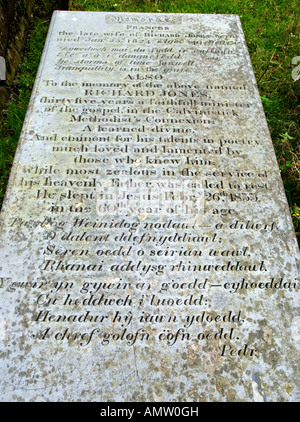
[0,11,59,227]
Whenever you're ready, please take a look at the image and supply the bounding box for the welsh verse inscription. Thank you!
[0,12,299,402]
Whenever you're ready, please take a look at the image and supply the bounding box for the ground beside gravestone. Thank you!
[0,11,299,402]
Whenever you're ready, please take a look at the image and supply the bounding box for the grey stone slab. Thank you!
[0,11,299,402]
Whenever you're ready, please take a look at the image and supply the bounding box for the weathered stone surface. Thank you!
[0,11,299,402]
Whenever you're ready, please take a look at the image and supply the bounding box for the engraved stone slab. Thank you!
[0,11,299,402]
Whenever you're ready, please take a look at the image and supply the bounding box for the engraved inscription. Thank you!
[0,12,299,402]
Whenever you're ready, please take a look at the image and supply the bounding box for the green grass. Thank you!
[1,0,299,242]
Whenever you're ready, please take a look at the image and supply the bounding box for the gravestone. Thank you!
[0,11,299,402]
